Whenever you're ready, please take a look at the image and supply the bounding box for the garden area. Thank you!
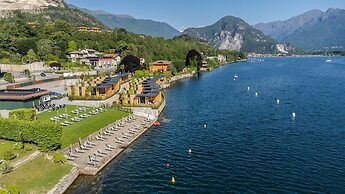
[0,140,37,164]
[0,105,129,193]
[0,155,72,193]
[36,105,129,148]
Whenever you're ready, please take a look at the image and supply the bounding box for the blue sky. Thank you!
[66,0,345,30]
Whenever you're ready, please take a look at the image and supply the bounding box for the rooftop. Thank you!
[136,76,163,98]
[151,60,172,66]
[0,88,50,101]
[95,73,130,89]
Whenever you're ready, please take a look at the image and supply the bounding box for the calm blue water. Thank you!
[66,57,345,193]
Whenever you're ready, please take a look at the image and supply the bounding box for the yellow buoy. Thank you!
[188,149,192,154]
[171,177,175,184]
[204,123,207,128]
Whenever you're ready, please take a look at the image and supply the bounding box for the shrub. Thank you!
[0,118,62,151]
[3,150,16,161]
[0,162,13,174]
[52,153,67,164]
[24,69,31,77]
[24,144,33,151]
[3,73,14,83]
[13,142,24,150]
[7,186,19,194]
[9,108,36,121]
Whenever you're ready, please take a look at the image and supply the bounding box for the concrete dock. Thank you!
[64,115,154,175]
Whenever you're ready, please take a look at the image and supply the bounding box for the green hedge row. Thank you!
[9,108,36,121]
[0,118,62,151]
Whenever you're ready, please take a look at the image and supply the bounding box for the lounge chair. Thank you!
[123,132,133,137]
[94,152,104,157]
[116,137,125,142]
[97,150,107,155]
[96,135,106,141]
[106,129,115,134]
[128,130,136,135]
[86,141,96,147]
[106,143,115,150]
[68,152,79,158]
[66,156,75,161]
[75,148,85,153]
[80,145,91,150]
[84,143,93,149]
[104,131,112,136]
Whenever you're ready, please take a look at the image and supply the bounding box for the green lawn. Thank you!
[37,105,129,149]
[0,140,37,164]
[0,155,73,194]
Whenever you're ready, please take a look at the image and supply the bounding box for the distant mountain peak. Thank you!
[254,8,345,51]
[182,15,285,53]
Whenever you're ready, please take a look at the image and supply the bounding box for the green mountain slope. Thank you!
[72,5,181,39]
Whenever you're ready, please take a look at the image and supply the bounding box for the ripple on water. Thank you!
[66,57,345,194]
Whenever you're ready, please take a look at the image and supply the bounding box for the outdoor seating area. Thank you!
[49,107,107,127]
[35,102,66,112]
[64,115,154,168]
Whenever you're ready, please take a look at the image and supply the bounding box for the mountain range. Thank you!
[0,0,344,52]
[71,5,181,39]
[182,16,293,53]
[254,8,345,51]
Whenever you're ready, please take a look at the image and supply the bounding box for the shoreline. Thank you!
[48,61,240,194]
[48,102,165,194]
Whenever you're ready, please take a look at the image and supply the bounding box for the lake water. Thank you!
[66,57,345,193]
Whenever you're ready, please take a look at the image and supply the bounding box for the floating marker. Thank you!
[292,112,296,118]
[204,123,207,128]
[276,99,280,105]
[188,149,192,154]
[171,177,175,184]
[255,92,258,97]
[248,87,250,91]
[166,163,170,167]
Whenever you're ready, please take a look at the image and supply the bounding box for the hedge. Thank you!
[9,108,36,121]
[0,118,62,151]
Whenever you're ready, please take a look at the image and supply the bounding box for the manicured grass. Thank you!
[0,140,37,164]
[0,155,73,194]
[37,105,129,149]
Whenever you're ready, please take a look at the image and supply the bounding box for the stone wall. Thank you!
[131,99,166,120]
[47,167,80,194]
[0,62,46,72]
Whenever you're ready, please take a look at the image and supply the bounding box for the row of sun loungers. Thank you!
[71,107,88,114]
[66,115,152,167]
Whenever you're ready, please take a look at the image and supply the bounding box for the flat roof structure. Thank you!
[0,88,50,101]
[136,76,163,98]
[95,73,130,89]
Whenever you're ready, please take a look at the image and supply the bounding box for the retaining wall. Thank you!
[0,62,46,72]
